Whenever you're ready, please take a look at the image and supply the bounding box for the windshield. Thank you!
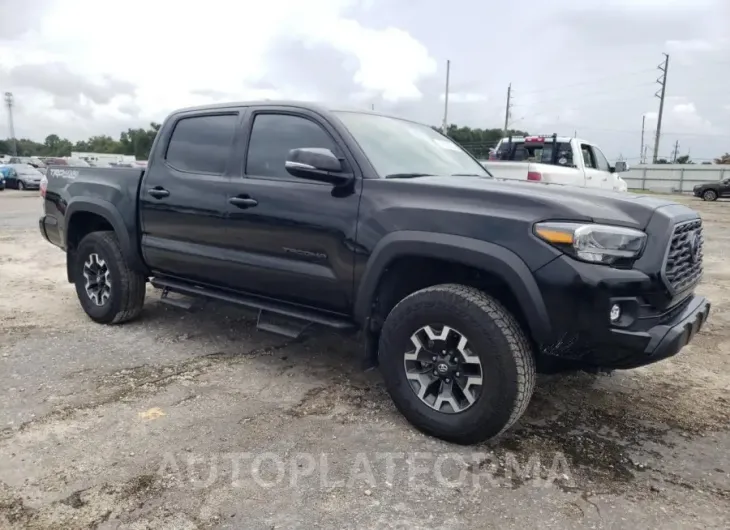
[335,111,492,178]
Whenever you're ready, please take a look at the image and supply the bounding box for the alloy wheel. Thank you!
[83,253,112,306]
[404,324,484,413]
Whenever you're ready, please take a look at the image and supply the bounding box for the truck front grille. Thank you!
[663,219,704,293]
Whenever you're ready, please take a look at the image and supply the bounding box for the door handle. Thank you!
[148,187,169,199]
[229,196,258,209]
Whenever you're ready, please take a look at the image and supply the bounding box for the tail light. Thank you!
[40,175,48,198]
[527,171,542,181]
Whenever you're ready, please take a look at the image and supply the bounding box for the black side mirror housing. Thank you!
[285,148,352,185]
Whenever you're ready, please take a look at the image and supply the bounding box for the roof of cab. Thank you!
[167,100,428,127]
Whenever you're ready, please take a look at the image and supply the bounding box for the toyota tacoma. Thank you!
[38,101,711,444]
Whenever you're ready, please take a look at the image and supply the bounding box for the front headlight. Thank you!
[534,222,647,265]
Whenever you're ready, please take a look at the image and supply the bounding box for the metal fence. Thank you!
[623,164,728,193]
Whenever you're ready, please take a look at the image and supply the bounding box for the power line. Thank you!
[513,82,656,108]
[516,67,656,95]
[531,124,729,138]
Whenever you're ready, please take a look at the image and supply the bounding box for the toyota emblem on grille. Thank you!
[688,230,701,263]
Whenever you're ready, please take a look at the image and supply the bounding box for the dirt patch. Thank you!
[0,473,162,529]
[287,380,393,422]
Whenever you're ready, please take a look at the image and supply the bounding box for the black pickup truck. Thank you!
[39,101,711,444]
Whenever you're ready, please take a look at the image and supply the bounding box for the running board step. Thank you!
[150,277,355,332]
[159,288,194,310]
[256,310,311,339]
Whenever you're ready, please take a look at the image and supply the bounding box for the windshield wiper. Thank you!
[384,173,434,179]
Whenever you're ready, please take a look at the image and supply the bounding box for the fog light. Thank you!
[610,304,621,323]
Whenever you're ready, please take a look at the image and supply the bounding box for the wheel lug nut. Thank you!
[455,372,460,377]
[433,370,438,376]
[445,378,451,383]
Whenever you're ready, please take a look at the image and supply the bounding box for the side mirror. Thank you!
[614,161,629,173]
[285,148,351,185]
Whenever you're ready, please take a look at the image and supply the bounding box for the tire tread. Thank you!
[75,231,145,324]
[379,283,536,444]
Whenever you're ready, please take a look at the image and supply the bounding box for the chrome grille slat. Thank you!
[663,219,703,293]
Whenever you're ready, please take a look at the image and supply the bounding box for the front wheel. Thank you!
[73,231,146,324]
[17,181,24,191]
[378,284,536,445]
[703,189,717,201]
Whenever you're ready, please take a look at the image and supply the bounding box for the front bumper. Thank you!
[606,294,710,368]
[533,255,711,369]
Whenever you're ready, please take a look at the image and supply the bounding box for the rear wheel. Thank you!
[703,189,717,201]
[378,284,536,445]
[73,231,146,324]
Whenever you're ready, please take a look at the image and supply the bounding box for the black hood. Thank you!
[405,176,694,230]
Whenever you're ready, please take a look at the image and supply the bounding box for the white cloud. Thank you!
[0,0,436,139]
[668,101,715,132]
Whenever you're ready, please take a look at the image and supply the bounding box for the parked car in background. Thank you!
[4,164,44,190]
[693,178,730,201]
[0,172,5,191]
[483,135,629,192]
[43,157,91,167]
[8,156,46,169]
[0,165,17,188]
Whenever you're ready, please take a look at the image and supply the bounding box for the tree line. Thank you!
[1,122,728,164]
[0,123,161,160]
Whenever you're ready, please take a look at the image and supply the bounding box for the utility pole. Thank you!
[672,139,680,163]
[503,83,512,136]
[441,59,450,135]
[652,53,669,163]
[640,114,646,164]
[4,92,17,156]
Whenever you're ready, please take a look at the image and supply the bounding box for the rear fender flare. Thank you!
[64,198,145,278]
[353,231,552,345]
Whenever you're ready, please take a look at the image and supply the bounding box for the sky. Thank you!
[0,0,727,162]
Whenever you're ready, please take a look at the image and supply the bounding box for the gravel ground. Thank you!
[1,189,728,529]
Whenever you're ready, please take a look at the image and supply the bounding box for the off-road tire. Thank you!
[703,189,717,201]
[73,231,146,324]
[378,283,536,445]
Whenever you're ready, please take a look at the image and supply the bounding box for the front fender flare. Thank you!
[353,231,552,345]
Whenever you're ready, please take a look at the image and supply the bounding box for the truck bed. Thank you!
[41,166,146,252]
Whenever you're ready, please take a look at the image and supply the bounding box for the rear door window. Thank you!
[166,114,238,175]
